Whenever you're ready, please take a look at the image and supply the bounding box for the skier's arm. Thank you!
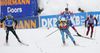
[85,17,89,27]
[56,21,60,28]
[0,17,6,28]
[94,17,98,26]
[59,12,65,16]
[69,11,75,20]
[14,20,18,27]
[12,17,18,28]
[59,12,65,20]
[69,11,74,16]
[1,17,6,23]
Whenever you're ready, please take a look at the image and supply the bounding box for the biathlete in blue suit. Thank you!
[59,8,81,37]
[0,13,22,44]
[56,18,77,45]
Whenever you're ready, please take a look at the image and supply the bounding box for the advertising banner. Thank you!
[0,16,39,29]
[40,15,59,28]
[1,0,38,18]
[73,12,86,26]
[40,12,87,28]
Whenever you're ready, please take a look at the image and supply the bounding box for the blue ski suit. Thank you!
[56,20,75,42]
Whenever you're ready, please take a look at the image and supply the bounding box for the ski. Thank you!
[4,43,9,46]
[20,42,29,46]
[76,45,86,47]
[73,35,94,40]
[74,44,85,47]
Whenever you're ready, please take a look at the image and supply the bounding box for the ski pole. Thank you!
[45,29,59,38]
[84,27,86,35]
[66,3,68,8]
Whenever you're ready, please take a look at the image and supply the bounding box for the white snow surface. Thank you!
[38,0,100,15]
[0,26,100,53]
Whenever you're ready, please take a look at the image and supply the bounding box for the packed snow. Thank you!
[0,26,100,53]
[38,0,100,15]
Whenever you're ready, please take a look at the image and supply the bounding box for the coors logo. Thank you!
[7,7,22,13]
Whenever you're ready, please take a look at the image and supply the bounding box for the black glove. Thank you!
[85,24,86,27]
[73,18,75,21]
[58,27,60,29]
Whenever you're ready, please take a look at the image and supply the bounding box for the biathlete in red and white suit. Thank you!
[85,14,98,38]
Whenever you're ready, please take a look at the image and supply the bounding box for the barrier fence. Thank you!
[0,11,100,29]
[40,11,100,28]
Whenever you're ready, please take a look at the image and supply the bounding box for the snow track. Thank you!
[0,26,100,53]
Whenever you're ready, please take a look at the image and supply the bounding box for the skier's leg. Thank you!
[60,30,65,44]
[6,29,9,43]
[66,32,75,42]
[70,20,81,36]
[66,35,68,39]
[91,25,94,38]
[65,31,76,45]
[86,25,90,35]
[11,27,21,43]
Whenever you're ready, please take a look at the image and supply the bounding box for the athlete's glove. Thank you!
[73,18,75,21]
[14,27,17,29]
[73,15,75,21]
[59,16,61,20]
[85,24,86,27]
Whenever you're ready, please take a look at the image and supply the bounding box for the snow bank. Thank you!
[38,0,100,15]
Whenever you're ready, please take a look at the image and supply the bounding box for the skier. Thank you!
[56,18,77,45]
[59,8,81,37]
[0,13,22,44]
[85,14,98,38]
[59,8,75,20]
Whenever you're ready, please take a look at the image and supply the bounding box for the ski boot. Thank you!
[5,41,9,45]
[63,41,66,45]
[90,34,93,39]
[6,41,8,43]
[77,33,82,36]
[66,35,68,39]
[73,41,79,46]
[18,39,22,43]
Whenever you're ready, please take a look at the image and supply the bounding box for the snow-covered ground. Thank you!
[38,0,100,15]
[0,26,100,53]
